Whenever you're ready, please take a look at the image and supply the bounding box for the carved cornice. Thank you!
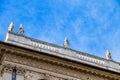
[0,44,120,80]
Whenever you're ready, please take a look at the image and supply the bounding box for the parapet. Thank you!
[4,25,120,74]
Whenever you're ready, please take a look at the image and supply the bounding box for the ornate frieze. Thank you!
[0,44,120,80]
[1,63,26,76]
[24,70,80,80]
[3,51,119,80]
[24,71,34,80]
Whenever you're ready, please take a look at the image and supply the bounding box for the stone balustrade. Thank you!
[4,31,120,73]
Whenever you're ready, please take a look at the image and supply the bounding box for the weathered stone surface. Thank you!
[0,42,120,80]
[0,31,120,80]
[4,31,120,73]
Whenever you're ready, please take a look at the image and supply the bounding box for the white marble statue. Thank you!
[64,37,69,48]
[8,22,14,32]
[19,24,24,35]
[106,50,112,60]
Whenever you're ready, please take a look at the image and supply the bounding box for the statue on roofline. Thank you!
[106,50,112,60]
[64,37,69,48]
[8,22,14,32]
[19,24,24,35]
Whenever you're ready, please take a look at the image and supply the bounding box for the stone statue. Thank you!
[106,50,112,60]
[19,24,24,35]
[8,22,14,32]
[64,37,69,48]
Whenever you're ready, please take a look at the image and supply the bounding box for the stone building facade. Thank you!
[0,25,120,80]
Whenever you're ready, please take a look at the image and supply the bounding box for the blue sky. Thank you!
[0,0,120,62]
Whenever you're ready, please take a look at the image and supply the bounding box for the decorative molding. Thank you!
[5,31,120,72]
[24,70,34,80]
[24,70,80,80]
[0,45,120,80]
[1,63,26,76]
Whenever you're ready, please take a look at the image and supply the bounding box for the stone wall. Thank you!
[0,42,120,80]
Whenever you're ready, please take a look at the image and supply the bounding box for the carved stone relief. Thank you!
[2,53,113,80]
[24,71,52,80]
[24,70,76,80]
[1,63,26,76]
[1,49,119,80]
